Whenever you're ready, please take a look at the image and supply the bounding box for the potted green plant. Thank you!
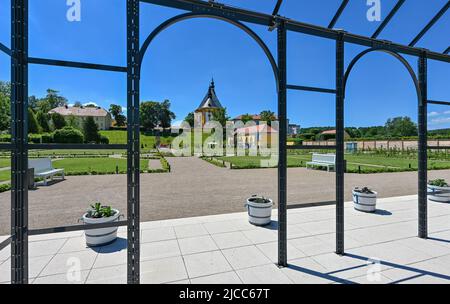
[81,202,121,247]
[245,195,273,226]
[352,187,377,212]
[428,179,450,203]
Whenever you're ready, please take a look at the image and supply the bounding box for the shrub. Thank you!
[0,134,11,142]
[0,183,11,193]
[99,135,109,144]
[51,112,67,130]
[53,126,84,143]
[83,116,101,143]
[28,134,42,144]
[41,133,53,143]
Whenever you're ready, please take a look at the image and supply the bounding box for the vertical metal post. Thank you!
[11,0,28,284]
[127,0,140,284]
[277,20,287,267]
[335,31,345,255]
[418,51,428,239]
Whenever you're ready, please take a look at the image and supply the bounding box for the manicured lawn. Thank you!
[0,158,10,168]
[100,130,173,151]
[52,157,149,174]
[0,170,10,182]
[217,152,450,173]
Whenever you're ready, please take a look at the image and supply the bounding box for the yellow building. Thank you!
[194,79,224,127]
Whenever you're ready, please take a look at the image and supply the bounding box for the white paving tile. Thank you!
[191,271,242,284]
[222,245,271,270]
[174,224,209,239]
[237,264,293,284]
[178,235,218,255]
[29,238,67,257]
[183,251,232,278]
[257,241,305,263]
[141,240,181,261]
[40,251,97,277]
[242,229,277,244]
[33,270,90,284]
[0,255,54,282]
[281,257,334,284]
[58,237,91,253]
[86,264,127,284]
[211,231,252,250]
[141,227,176,243]
[141,256,188,284]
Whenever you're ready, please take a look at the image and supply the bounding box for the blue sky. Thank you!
[0,0,449,129]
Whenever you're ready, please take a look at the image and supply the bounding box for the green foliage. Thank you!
[53,126,84,143]
[248,195,271,204]
[83,116,101,143]
[0,81,11,132]
[99,135,109,144]
[241,114,254,124]
[211,107,229,126]
[51,112,67,130]
[259,110,276,125]
[36,111,51,132]
[28,108,41,134]
[87,202,116,218]
[159,100,176,129]
[385,116,418,137]
[109,104,126,127]
[184,112,194,127]
[140,100,175,130]
[428,179,448,187]
[0,183,11,193]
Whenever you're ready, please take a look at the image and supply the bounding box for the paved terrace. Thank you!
[1,195,450,284]
[1,157,450,234]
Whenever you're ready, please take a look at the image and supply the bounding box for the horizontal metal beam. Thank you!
[371,0,405,38]
[409,1,450,47]
[28,220,128,236]
[287,84,336,94]
[444,46,450,54]
[0,42,11,56]
[140,0,450,63]
[28,144,127,150]
[427,146,450,150]
[328,0,349,29]
[28,57,127,73]
[0,236,11,251]
[288,145,337,150]
[0,143,13,150]
[428,100,450,106]
[288,200,336,210]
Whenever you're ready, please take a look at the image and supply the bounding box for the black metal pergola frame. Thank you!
[1,0,449,284]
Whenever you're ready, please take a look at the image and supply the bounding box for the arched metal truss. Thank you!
[2,0,449,284]
[139,12,279,88]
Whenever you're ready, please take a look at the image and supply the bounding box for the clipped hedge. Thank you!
[53,127,84,144]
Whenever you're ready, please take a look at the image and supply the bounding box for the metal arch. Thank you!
[139,12,279,90]
[343,48,421,101]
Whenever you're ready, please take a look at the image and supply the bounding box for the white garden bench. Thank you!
[306,153,336,172]
[28,158,65,186]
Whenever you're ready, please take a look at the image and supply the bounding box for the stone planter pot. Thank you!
[427,185,450,203]
[82,209,120,247]
[352,190,377,213]
[245,197,273,226]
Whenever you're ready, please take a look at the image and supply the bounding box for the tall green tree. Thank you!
[83,116,101,143]
[36,111,51,132]
[51,112,67,130]
[259,110,276,126]
[43,89,68,110]
[241,114,254,124]
[211,107,229,126]
[140,101,160,131]
[385,116,418,137]
[158,100,176,129]
[184,112,195,127]
[109,104,126,127]
[0,81,11,131]
[28,108,41,134]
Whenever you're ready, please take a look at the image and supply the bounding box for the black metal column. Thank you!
[277,20,287,267]
[127,0,140,284]
[418,51,428,239]
[335,32,345,255]
[10,0,28,284]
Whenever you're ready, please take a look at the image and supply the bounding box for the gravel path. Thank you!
[0,156,449,234]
